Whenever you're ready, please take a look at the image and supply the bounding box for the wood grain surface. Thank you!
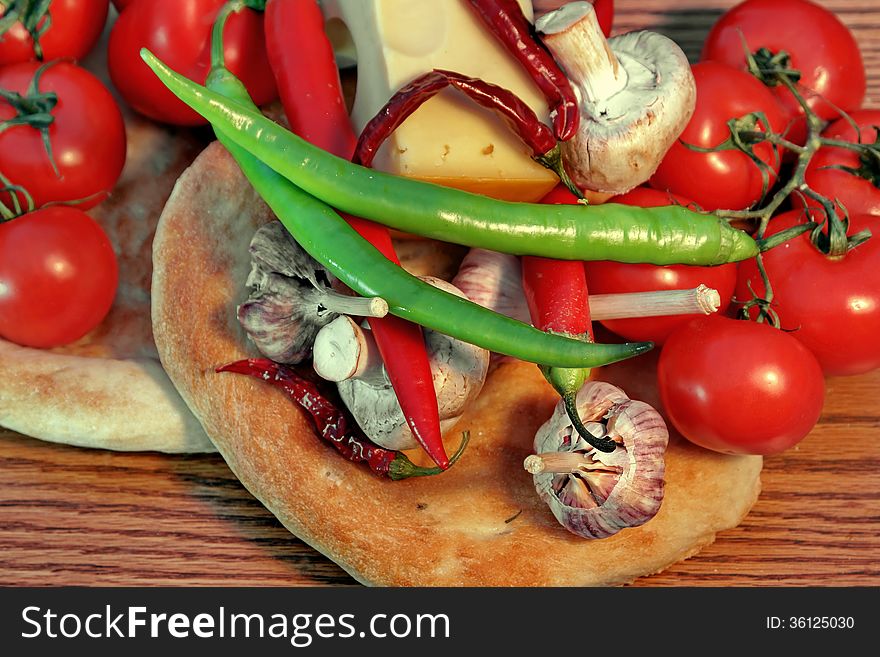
[1,0,879,587]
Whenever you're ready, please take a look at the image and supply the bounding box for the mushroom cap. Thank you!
[565,31,696,194]
[538,3,696,195]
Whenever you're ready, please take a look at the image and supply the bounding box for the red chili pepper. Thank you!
[216,359,468,480]
[352,68,578,193]
[465,0,580,142]
[353,69,557,168]
[522,185,615,453]
[264,0,449,469]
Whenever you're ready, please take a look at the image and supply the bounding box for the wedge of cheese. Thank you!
[321,0,558,202]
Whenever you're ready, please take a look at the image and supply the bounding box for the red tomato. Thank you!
[0,60,126,210]
[585,188,738,345]
[108,0,277,125]
[111,0,133,11]
[0,206,118,348]
[649,62,786,211]
[0,0,109,65]
[800,110,880,217]
[736,211,880,376]
[533,0,613,35]
[701,0,865,145]
[658,315,824,455]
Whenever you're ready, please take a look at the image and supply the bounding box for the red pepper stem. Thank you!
[388,432,470,481]
[562,391,616,453]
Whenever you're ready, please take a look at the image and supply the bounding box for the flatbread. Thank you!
[152,141,762,585]
[0,114,214,453]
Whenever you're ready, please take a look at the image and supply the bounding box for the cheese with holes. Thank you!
[321,0,558,201]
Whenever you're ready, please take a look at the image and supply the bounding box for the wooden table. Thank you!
[1,0,879,587]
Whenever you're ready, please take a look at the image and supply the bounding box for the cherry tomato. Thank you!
[800,110,880,218]
[585,188,738,345]
[0,0,109,65]
[701,0,865,145]
[533,0,613,36]
[649,62,786,211]
[736,211,880,376]
[108,0,277,125]
[658,315,824,455]
[0,206,118,348]
[0,60,126,211]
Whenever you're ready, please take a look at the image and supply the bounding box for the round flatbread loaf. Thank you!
[152,141,762,585]
[0,114,214,454]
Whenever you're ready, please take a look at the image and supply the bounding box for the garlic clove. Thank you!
[249,221,329,286]
[239,221,386,364]
[237,272,336,364]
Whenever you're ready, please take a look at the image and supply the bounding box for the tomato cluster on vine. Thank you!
[595,0,877,456]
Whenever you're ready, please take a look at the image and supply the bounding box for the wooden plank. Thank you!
[1,0,878,587]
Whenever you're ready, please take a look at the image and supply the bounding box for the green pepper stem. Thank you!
[563,392,616,453]
[388,432,470,480]
[210,0,246,73]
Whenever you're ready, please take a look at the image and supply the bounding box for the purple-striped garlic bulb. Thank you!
[525,380,668,539]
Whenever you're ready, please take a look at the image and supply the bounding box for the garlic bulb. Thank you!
[238,221,386,363]
[525,381,668,539]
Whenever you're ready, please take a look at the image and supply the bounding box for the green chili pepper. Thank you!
[141,49,758,267]
[181,63,652,369]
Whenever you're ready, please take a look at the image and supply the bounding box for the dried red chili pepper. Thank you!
[217,359,468,480]
[353,69,556,167]
[264,0,450,469]
[465,0,580,142]
[522,186,616,453]
[353,69,575,192]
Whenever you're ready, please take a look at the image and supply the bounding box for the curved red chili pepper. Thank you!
[264,0,449,469]
[216,359,468,480]
[465,0,580,142]
[522,186,616,453]
[354,69,557,168]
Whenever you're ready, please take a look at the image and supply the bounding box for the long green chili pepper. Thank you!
[177,62,653,369]
[140,49,758,267]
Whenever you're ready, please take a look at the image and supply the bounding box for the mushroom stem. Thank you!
[537,2,626,105]
[590,285,721,320]
[313,316,386,384]
[318,289,389,318]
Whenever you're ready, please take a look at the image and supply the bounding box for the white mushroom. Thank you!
[536,2,696,195]
[312,277,490,451]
